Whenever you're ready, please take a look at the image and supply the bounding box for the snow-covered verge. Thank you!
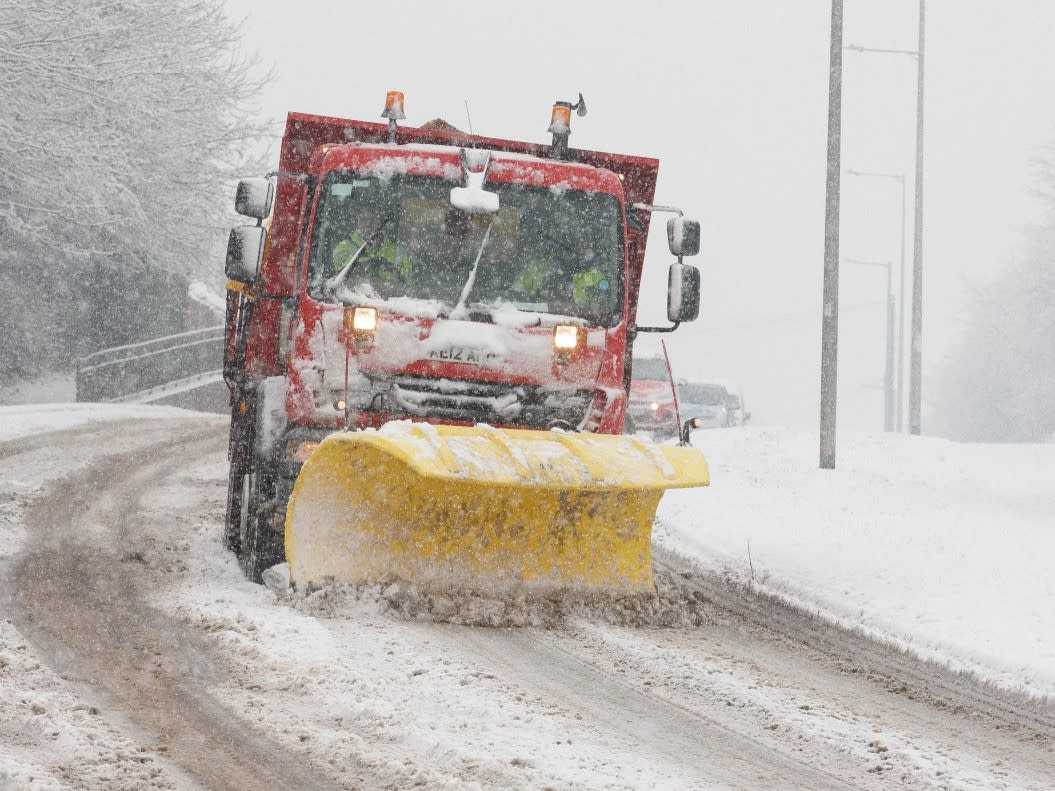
[657,427,1055,699]
[0,403,197,443]
[0,374,75,406]
[187,281,226,317]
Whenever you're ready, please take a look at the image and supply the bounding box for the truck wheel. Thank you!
[223,396,255,556]
[624,414,636,435]
[238,460,286,583]
[223,460,246,554]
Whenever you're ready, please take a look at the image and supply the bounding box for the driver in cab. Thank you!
[330,208,414,293]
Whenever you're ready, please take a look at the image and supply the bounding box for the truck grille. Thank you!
[383,375,594,428]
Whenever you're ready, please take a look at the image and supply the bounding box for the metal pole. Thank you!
[845,258,893,431]
[884,263,895,432]
[820,0,843,470]
[845,169,907,431]
[844,41,920,432]
[896,174,907,431]
[909,0,925,434]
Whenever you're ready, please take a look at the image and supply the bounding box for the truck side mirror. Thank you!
[225,225,266,283]
[235,178,274,220]
[667,217,701,257]
[667,262,700,323]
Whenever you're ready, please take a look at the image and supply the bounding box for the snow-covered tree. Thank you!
[0,0,265,381]
[933,171,1055,442]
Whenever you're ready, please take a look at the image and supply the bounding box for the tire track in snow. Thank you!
[407,550,1055,790]
[3,419,346,791]
[653,546,1055,735]
[423,623,865,790]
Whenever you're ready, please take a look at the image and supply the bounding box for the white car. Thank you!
[722,384,750,426]
[677,382,733,429]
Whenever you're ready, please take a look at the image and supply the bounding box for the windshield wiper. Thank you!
[452,216,496,315]
[324,218,392,294]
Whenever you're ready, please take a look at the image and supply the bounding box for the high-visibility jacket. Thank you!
[513,259,547,298]
[514,259,609,306]
[572,267,609,304]
[332,231,413,283]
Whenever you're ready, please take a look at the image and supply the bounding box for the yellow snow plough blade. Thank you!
[284,423,709,594]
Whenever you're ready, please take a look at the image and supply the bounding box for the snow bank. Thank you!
[657,427,1055,699]
[0,372,74,406]
[0,403,200,442]
[188,281,226,316]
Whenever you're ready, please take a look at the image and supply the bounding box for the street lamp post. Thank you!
[847,0,926,434]
[819,0,844,470]
[846,169,907,431]
[845,258,895,432]
[910,0,926,435]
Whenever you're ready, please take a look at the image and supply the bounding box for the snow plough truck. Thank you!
[222,92,709,594]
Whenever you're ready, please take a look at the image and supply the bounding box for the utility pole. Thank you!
[896,172,907,432]
[846,0,926,433]
[909,0,926,435]
[846,170,907,431]
[820,0,843,470]
[845,259,895,432]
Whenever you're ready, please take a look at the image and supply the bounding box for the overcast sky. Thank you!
[224,0,1055,431]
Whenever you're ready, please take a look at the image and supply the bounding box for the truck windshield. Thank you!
[307,172,624,326]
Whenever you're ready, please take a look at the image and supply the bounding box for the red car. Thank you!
[627,356,679,436]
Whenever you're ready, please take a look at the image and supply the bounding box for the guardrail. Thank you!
[76,325,225,403]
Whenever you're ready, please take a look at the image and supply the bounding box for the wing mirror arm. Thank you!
[630,321,681,338]
[679,417,704,446]
[630,203,702,331]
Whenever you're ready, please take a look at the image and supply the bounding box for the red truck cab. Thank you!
[284,141,632,434]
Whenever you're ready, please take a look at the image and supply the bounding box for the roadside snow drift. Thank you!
[658,427,1055,698]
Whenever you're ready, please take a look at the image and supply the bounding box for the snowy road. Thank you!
[2,413,1054,789]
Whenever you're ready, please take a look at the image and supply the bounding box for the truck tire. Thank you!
[223,460,246,555]
[223,396,255,555]
[223,389,288,583]
[223,394,258,552]
[238,460,286,583]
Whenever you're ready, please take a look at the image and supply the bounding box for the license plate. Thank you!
[426,346,502,366]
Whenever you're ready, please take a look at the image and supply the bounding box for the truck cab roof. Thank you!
[312,143,625,195]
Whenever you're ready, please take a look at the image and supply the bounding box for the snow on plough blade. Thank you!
[284,422,709,595]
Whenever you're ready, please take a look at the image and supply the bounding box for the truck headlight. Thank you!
[553,324,581,352]
[344,306,378,345]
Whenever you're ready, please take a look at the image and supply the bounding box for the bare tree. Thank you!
[0,0,266,380]
[933,176,1055,442]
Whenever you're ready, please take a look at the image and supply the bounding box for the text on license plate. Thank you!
[426,346,503,366]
